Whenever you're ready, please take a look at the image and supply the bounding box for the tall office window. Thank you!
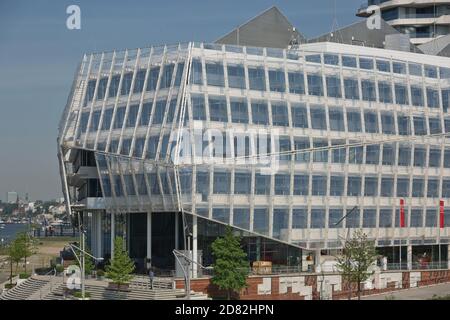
[251,100,269,125]
[293,175,309,195]
[272,102,289,126]
[292,208,308,229]
[233,208,250,230]
[254,208,269,235]
[364,177,378,196]
[269,70,286,92]
[248,67,266,91]
[411,86,424,107]
[347,176,362,197]
[191,94,206,121]
[347,110,362,132]
[120,72,133,96]
[326,75,342,98]
[344,78,359,100]
[291,103,308,128]
[397,177,410,197]
[330,176,344,196]
[213,171,231,194]
[410,209,423,227]
[427,179,439,198]
[398,115,411,136]
[429,148,441,168]
[382,143,395,165]
[255,174,271,195]
[312,175,327,196]
[234,172,251,195]
[310,106,327,130]
[190,60,202,85]
[395,83,409,105]
[412,178,424,197]
[294,137,310,163]
[364,111,379,133]
[206,62,225,87]
[361,80,376,101]
[275,174,291,195]
[230,98,248,124]
[273,209,289,239]
[310,208,326,229]
[379,209,392,228]
[378,82,393,103]
[398,144,411,166]
[313,139,328,163]
[209,96,228,122]
[307,74,324,96]
[227,64,246,89]
[429,117,442,134]
[329,108,345,131]
[329,209,343,228]
[288,72,305,94]
[366,145,380,165]
[381,112,395,134]
[380,177,394,197]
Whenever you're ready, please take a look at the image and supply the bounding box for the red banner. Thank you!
[400,199,405,228]
[440,200,445,229]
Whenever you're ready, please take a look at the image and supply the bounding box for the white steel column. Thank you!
[447,245,450,269]
[110,212,115,258]
[192,215,198,278]
[147,212,152,266]
[407,245,412,270]
[96,212,102,258]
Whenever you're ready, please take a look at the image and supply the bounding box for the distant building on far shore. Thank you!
[6,191,18,204]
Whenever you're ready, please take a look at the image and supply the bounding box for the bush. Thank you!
[96,270,105,277]
[19,273,31,279]
[4,283,16,289]
[73,291,91,299]
[55,264,64,273]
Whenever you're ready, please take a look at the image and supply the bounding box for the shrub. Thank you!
[96,270,105,277]
[55,264,64,273]
[19,273,31,279]
[4,283,16,289]
[73,291,91,299]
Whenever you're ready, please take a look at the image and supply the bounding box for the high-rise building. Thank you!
[58,6,450,275]
[6,191,18,204]
[357,0,450,45]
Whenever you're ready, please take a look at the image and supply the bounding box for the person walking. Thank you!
[149,268,155,289]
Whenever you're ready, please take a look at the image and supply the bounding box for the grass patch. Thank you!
[19,273,31,279]
[73,291,91,299]
[4,283,16,289]
[430,294,450,300]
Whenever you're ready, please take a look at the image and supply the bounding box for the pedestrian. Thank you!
[149,268,154,289]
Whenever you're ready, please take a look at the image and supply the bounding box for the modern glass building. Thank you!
[58,10,450,276]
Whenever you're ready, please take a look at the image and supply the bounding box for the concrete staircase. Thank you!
[0,276,50,300]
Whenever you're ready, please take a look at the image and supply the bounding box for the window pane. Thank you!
[291,103,308,128]
[344,78,359,100]
[248,67,266,91]
[347,110,362,132]
[206,62,225,87]
[191,94,206,121]
[293,208,308,229]
[230,98,248,124]
[269,70,286,92]
[381,112,395,134]
[227,65,246,89]
[330,176,344,196]
[326,75,342,98]
[307,74,324,96]
[312,175,327,196]
[254,208,269,235]
[209,96,228,122]
[364,111,379,133]
[310,106,327,130]
[294,175,309,195]
[271,102,289,126]
[251,101,269,125]
[311,209,326,229]
[347,176,362,196]
[288,72,305,94]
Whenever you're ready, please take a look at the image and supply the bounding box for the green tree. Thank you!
[336,229,378,300]
[15,232,37,274]
[7,238,24,285]
[75,247,95,275]
[211,227,249,300]
[106,237,135,289]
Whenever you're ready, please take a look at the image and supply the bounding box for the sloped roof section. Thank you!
[215,6,306,49]
[309,19,421,53]
[418,35,450,57]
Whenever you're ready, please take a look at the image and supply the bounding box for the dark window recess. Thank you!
[77,179,103,201]
[73,150,97,173]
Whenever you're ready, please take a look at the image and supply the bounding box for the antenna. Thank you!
[328,0,343,44]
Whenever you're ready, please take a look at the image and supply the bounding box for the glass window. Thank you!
[342,56,357,68]
[174,62,185,87]
[361,80,376,102]
[254,208,269,235]
[332,140,346,163]
[109,74,120,98]
[191,94,206,121]
[312,175,327,196]
[398,144,411,166]
[349,145,363,164]
[79,112,89,133]
[113,175,123,197]
[213,171,230,194]
[310,106,327,130]
[329,108,345,131]
[365,177,378,196]
[133,137,145,158]
[120,72,133,96]
[126,104,139,128]
[347,110,362,132]
[311,209,326,229]
[376,60,391,73]
[275,174,290,195]
[293,208,308,229]
[410,209,423,227]
[294,175,309,195]
[160,64,174,89]
[379,209,392,228]
[139,102,152,126]
[397,177,410,197]
[227,64,246,89]
[196,172,209,200]
[344,78,359,100]
[153,100,167,125]
[313,139,328,163]
[329,209,343,228]
[443,179,450,197]
[366,145,380,165]
[133,70,146,94]
[213,208,229,224]
[324,54,339,65]
[273,209,289,239]
[414,146,426,167]
[359,58,374,70]
[442,89,450,113]
[427,88,440,109]
[326,75,342,98]
[411,86,424,107]
[446,118,450,133]
[429,117,442,134]
[393,62,407,74]
[288,72,305,94]
[429,148,441,168]
[378,82,393,103]
[209,96,228,122]
[364,111,379,134]
[248,67,266,91]
[380,177,394,197]
[294,137,310,163]
[251,100,269,125]
[89,110,101,132]
[412,178,424,197]
[381,112,395,134]
[395,84,409,105]
[101,108,113,130]
[424,65,438,79]
[414,117,427,136]
[233,208,250,230]
[269,70,286,92]
[382,143,395,165]
[409,63,422,77]
[255,173,271,195]
[206,62,224,87]
[272,102,289,126]
[113,106,126,129]
[146,136,158,159]
[445,149,450,169]
[427,179,439,198]
[363,209,377,228]
[307,74,324,96]
[291,103,308,128]
[120,139,131,156]
[190,60,202,85]
[425,209,437,227]
[347,176,362,197]
[346,208,360,228]
[397,115,411,136]
[97,77,108,100]
[230,98,248,124]
[306,54,321,63]
[234,172,251,195]
[330,176,344,196]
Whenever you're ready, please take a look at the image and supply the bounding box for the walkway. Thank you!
[361,282,450,300]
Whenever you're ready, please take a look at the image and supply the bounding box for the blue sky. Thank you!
[0,0,362,201]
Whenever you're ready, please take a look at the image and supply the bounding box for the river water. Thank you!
[0,223,29,244]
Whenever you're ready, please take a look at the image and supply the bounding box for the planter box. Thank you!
[106,283,131,292]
